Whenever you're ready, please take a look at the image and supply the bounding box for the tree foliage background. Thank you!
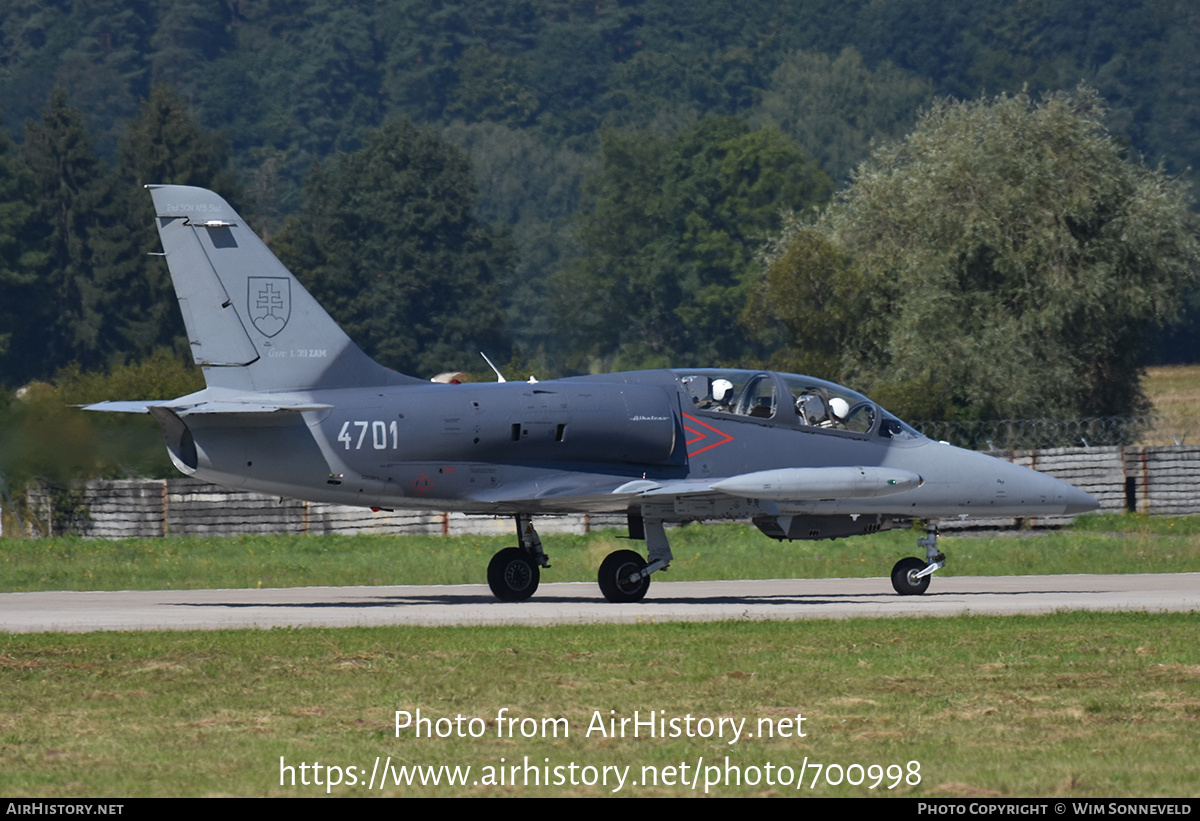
[274,120,513,377]
[0,0,1199,484]
[563,116,831,371]
[755,90,1200,421]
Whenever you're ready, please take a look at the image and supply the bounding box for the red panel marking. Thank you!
[411,472,433,496]
[681,413,734,457]
[683,421,705,446]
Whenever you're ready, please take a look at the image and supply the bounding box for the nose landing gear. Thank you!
[891,522,945,596]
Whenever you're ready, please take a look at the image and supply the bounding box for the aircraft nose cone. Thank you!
[1063,483,1100,515]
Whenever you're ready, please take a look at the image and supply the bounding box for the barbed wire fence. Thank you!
[910,414,1200,451]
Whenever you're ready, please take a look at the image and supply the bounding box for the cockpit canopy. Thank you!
[674,369,923,443]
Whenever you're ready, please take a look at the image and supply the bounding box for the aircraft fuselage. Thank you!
[173,367,1094,525]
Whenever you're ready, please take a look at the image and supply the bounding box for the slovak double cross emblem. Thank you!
[248,277,290,338]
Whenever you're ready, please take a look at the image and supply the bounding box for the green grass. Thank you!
[3,517,1197,798]
[0,612,1196,797]
[2,514,1199,593]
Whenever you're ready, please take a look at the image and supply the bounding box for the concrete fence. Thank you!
[16,478,627,539]
[8,444,1200,539]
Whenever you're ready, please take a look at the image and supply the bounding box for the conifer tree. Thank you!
[274,119,513,376]
[109,84,241,358]
[0,126,41,385]
[21,90,115,376]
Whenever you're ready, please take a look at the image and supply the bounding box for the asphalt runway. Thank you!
[1,573,1197,632]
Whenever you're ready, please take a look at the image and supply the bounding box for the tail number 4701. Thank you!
[338,420,399,450]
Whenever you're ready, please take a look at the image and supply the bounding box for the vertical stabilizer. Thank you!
[148,185,419,392]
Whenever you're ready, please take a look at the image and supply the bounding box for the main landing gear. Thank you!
[489,514,943,601]
[485,513,672,603]
[486,514,549,602]
[890,521,946,595]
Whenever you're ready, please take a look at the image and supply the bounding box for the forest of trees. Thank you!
[1,0,1199,431]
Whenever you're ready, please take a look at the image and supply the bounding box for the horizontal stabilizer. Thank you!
[78,400,161,414]
[83,399,332,416]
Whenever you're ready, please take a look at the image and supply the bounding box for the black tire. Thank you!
[598,549,650,603]
[891,556,931,596]
[487,547,540,602]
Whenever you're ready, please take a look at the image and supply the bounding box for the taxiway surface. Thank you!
[1,573,1197,632]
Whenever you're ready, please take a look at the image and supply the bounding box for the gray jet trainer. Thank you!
[86,185,1099,603]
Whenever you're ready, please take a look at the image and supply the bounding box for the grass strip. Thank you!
[1,611,1196,797]
[1,514,1199,593]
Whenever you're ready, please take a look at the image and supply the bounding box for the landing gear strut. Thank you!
[890,521,945,595]
[597,513,673,603]
[487,515,549,602]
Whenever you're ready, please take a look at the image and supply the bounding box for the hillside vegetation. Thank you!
[0,2,1197,471]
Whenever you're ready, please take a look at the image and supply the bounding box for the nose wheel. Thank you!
[891,556,931,595]
[890,522,945,595]
[598,549,651,603]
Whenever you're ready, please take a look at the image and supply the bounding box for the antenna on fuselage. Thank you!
[480,351,507,383]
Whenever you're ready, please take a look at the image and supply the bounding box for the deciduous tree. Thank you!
[565,116,832,370]
[757,47,934,183]
[761,88,1200,420]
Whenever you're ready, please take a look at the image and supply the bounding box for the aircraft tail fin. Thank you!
[147,185,420,392]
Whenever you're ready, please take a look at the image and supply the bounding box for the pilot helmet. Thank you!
[829,397,850,419]
[712,379,733,402]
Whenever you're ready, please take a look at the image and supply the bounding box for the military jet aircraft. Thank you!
[85,186,1099,603]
